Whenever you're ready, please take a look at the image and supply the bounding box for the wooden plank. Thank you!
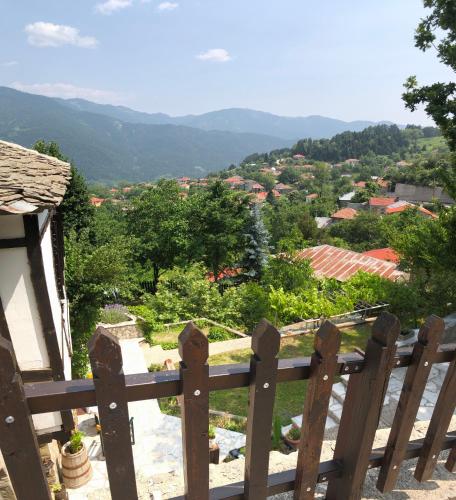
[294,321,341,500]
[414,357,456,481]
[23,344,456,415]
[179,322,210,500]
[21,369,53,383]
[445,442,456,472]
[88,327,138,500]
[326,312,400,500]
[23,214,74,433]
[0,337,51,500]
[0,296,12,342]
[0,237,26,248]
[244,319,281,499]
[169,433,456,500]
[377,315,444,492]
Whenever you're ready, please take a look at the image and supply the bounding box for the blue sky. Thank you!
[0,0,452,124]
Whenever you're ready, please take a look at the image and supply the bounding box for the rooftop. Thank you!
[0,140,71,214]
[369,197,397,207]
[331,207,358,220]
[362,247,400,264]
[296,244,406,281]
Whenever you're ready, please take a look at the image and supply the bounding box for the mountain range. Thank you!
[0,86,394,182]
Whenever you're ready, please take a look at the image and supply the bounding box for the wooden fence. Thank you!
[0,312,456,499]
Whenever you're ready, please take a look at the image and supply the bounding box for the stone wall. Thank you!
[97,316,142,340]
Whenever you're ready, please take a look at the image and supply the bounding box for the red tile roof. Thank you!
[90,197,105,206]
[306,193,318,199]
[331,207,358,220]
[362,248,400,264]
[354,181,366,188]
[296,245,406,282]
[369,197,396,207]
[385,201,438,219]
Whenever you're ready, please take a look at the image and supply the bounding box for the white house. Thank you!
[0,140,73,440]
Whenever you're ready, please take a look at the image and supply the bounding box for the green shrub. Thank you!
[100,304,129,324]
[161,342,179,350]
[148,363,163,372]
[271,415,282,450]
[207,327,234,342]
[129,305,162,342]
[208,425,216,440]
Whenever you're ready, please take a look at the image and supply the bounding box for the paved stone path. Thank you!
[141,336,253,366]
[68,339,245,500]
[283,360,454,439]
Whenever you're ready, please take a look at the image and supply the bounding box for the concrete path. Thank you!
[141,336,253,366]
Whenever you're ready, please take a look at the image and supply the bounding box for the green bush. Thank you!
[207,327,234,342]
[148,363,163,372]
[100,305,129,324]
[129,305,162,342]
[161,342,179,350]
[287,426,301,441]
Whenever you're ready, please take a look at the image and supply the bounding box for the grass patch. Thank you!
[208,323,372,425]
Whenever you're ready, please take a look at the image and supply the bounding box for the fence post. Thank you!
[88,327,138,500]
[0,337,51,500]
[326,312,400,500]
[294,321,341,500]
[244,319,281,500]
[414,356,456,481]
[179,322,209,500]
[377,315,444,492]
[445,443,456,473]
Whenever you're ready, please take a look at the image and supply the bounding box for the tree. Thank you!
[128,180,189,294]
[33,140,93,236]
[188,181,250,284]
[278,166,300,184]
[239,204,271,281]
[403,0,456,196]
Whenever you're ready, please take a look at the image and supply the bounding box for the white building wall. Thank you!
[0,211,70,434]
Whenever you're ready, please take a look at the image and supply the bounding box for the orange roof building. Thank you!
[90,197,105,207]
[331,207,358,220]
[362,248,400,264]
[297,245,406,282]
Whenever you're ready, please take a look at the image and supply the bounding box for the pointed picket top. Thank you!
[0,336,18,381]
[251,319,281,361]
[417,315,444,347]
[88,326,123,377]
[178,321,208,368]
[314,320,341,357]
[371,312,401,347]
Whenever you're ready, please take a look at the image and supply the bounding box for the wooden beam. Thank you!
[23,214,74,432]
[23,343,456,415]
[21,369,53,383]
[0,238,26,249]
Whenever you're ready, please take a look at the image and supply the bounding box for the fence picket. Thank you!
[326,312,400,500]
[178,322,209,500]
[0,337,51,500]
[294,321,341,500]
[445,443,456,472]
[377,315,444,492]
[88,327,138,500]
[414,357,456,481]
[244,319,281,499]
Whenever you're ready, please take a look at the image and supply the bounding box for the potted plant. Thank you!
[208,425,220,464]
[51,483,68,500]
[61,431,93,489]
[284,425,301,449]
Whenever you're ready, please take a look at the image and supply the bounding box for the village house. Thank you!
[90,196,105,207]
[0,140,74,492]
[297,244,406,281]
[305,193,318,203]
[393,182,455,205]
[368,196,397,213]
[274,182,293,194]
[330,207,358,222]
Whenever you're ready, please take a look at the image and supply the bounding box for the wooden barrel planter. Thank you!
[61,443,92,489]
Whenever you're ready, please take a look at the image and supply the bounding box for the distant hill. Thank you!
[0,87,291,182]
[57,99,393,140]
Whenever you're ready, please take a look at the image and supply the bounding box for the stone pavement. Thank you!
[283,360,454,439]
[141,336,253,366]
[68,339,245,500]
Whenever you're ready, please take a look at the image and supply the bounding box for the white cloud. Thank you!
[10,82,122,104]
[95,0,133,15]
[196,48,232,63]
[25,22,98,48]
[157,2,178,11]
[1,61,18,67]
